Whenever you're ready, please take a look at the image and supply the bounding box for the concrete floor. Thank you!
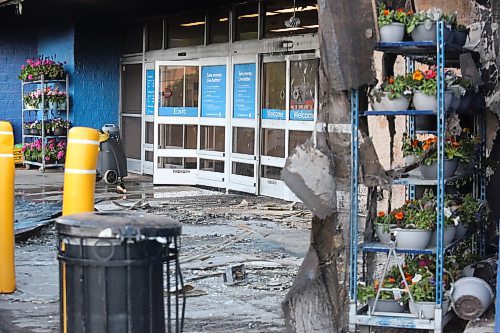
[0,169,311,333]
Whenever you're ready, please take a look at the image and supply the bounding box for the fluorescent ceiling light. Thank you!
[180,21,206,27]
[238,13,258,19]
[270,27,305,32]
[303,25,319,28]
[219,17,229,22]
[274,5,317,14]
[266,12,279,16]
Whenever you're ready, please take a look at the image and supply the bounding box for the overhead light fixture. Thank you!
[275,5,317,14]
[271,27,305,32]
[303,25,319,29]
[219,17,229,22]
[180,21,206,27]
[238,13,258,19]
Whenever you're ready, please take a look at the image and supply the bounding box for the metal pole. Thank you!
[62,127,99,216]
[0,121,15,293]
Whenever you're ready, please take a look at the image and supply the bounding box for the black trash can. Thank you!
[56,212,185,333]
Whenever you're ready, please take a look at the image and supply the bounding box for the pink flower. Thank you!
[21,65,25,70]
[28,74,33,80]
[57,151,65,160]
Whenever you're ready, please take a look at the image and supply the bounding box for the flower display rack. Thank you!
[21,74,70,172]
[348,21,487,333]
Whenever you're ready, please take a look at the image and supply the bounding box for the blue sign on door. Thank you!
[201,65,226,118]
[146,70,155,116]
[233,63,256,119]
[262,108,286,120]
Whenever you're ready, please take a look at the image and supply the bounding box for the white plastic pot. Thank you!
[368,299,405,313]
[419,159,459,180]
[452,277,494,320]
[411,22,436,42]
[395,229,432,249]
[404,155,417,166]
[413,91,436,112]
[380,23,405,43]
[371,93,410,111]
[429,225,456,246]
[375,223,396,244]
[409,299,450,319]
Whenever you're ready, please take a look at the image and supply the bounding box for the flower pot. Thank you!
[404,155,417,166]
[394,229,432,249]
[455,222,467,240]
[451,277,494,320]
[30,129,40,136]
[23,128,30,135]
[380,23,405,43]
[375,223,396,244]
[429,225,456,246]
[58,100,67,110]
[371,93,410,111]
[54,127,67,136]
[409,299,450,319]
[45,158,55,165]
[25,103,35,110]
[48,101,57,110]
[456,91,473,114]
[38,102,46,110]
[419,159,459,180]
[454,31,468,46]
[413,91,436,112]
[411,22,436,42]
[368,299,405,313]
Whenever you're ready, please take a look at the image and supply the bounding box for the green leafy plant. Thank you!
[412,69,437,96]
[413,135,478,165]
[371,75,413,102]
[19,55,65,81]
[402,133,423,157]
[406,8,443,33]
[378,6,409,28]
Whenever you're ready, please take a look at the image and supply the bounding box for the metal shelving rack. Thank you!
[21,74,69,172]
[348,22,487,333]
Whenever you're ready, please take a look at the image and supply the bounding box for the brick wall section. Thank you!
[73,24,120,129]
[0,30,37,143]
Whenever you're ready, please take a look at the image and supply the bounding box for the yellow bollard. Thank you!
[0,121,15,293]
[62,127,99,216]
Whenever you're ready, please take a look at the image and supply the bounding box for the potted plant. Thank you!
[378,6,409,43]
[55,141,66,163]
[393,191,436,249]
[374,210,399,244]
[402,133,423,165]
[23,122,32,135]
[18,56,65,81]
[445,70,474,113]
[358,276,407,313]
[56,90,67,110]
[30,120,41,136]
[407,9,452,42]
[370,75,412,111]
[408,269,451,319]
[415,135,474,179]
[52,118,70,136]
[46,87,58,110]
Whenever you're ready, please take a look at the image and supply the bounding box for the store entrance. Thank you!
[259,53,318,201]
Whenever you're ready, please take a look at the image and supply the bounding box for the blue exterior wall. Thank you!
[72,24,120,129]
[38,25,75,76]
[0,30,37,143]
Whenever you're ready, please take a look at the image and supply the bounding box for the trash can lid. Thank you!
[56,212,182,239]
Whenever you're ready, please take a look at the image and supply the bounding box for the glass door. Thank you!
[121,63,143,174]
[259,53,318,201]
[228,55,259,194]
[197,58,229,189]
[153,61,199,185]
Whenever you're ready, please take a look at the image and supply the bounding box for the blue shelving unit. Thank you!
[348,22,486,333]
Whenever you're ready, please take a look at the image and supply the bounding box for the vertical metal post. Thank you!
[435,20,445,312]
[349,89,359,300]
[406,58,416,200]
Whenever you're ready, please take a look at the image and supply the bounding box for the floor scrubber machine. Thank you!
[97,124,128,192]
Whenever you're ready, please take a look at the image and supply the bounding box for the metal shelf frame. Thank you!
[349,21,486,333]
[21,74,69,172]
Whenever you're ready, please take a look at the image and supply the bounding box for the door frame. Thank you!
[142,62,155,175]
[120,61,144,174]
[153,60,200,185]
[197,57,230,189]
[228,54,260,194]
